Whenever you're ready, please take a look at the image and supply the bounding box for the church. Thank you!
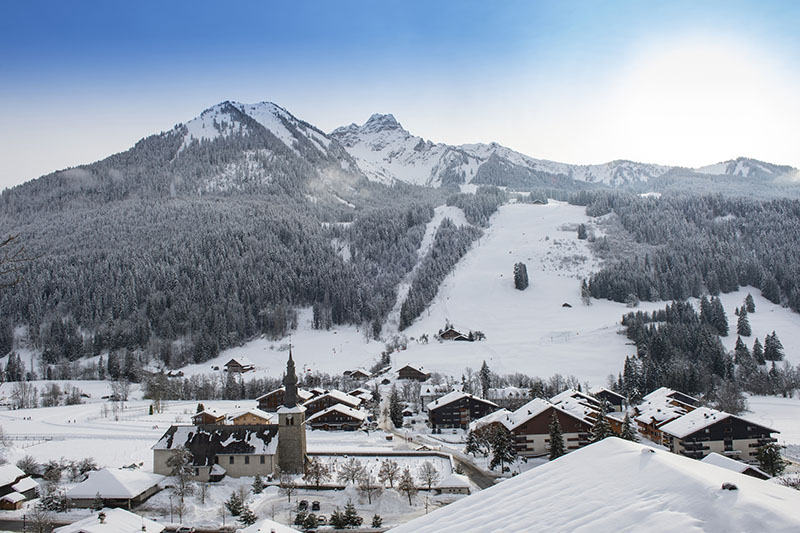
[152,351,307,481]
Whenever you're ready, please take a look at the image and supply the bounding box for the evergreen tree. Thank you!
[577,223,588,240]
[745,293,756,313]
[479,360,491,398]
[764,332,785,362]
[225,492,243,517]
[710,296,728,336]
[548,411,566,460]
[620,413,638,442]
[91,492,104,511]
[372,514,383,528]
[756,442,786,477]
[734,337,751,365]
[590,403,613,443]
[752,338,766,365]
[465,429,481,457]
[513,262,529,290]
[388,386,403,428]
[329,509,347,529]
[252,474,264,494]
[737,308,751,336]
[237,504,257,527]
[489,425,517,471]
[342,501,363,527]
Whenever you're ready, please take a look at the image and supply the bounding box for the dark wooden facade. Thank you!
[306,410,365,431]
[302,392,361,417]
[511,407,592,455]
[666,416,777,462]
[257,387,312,412]
[428,395,498,429]
[397,365,430,382]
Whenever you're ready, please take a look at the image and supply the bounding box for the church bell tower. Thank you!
[277,348,307,474]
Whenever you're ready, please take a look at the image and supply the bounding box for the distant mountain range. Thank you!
[6,100,796,206]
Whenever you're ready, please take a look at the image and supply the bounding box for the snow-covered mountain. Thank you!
[695,157,796,180]
[332,114,800,188]
[331,114,672,187]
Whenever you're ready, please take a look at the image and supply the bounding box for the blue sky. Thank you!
[1,1,799,187]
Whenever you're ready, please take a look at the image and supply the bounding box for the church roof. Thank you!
[153,424,279,465]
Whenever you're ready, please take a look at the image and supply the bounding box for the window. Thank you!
[245,456,250,465]
[229,456,234,465]
[260,456,265,464]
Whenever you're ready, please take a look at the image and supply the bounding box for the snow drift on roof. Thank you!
[11,476,38,493]
[659,407,777,439]
[66,468,164,499]
[0,464,24,487]
[53,508,165,533]
[306,403,367,423]
[701,453,770,478]
[427,391,498,411]
[391,438,800,533]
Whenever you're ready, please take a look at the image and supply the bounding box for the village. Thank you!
[1,335,794,532]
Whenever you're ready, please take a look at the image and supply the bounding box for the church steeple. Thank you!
[283,347,298,408]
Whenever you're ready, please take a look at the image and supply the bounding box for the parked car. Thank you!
[298,500,309,511]
[176,527,195,533]
[317,515,327,524]
[312,501,321,511]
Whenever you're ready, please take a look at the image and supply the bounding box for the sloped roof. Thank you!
[437,473,471,489]
[11,476,38,493]
[239,519,300,533]
[255,386,313,402]
[152,424,279,466]
[701,453,770,478]
[54,508,165,533]
[225,356,254,367]
[506,398,557,430]
[0,492,25,503]
[427,391,498,412]
[589,386,626,401]
[634,390,692,426]
[193,407,226,419]
[229,408,273,421]
[660,407,778,439]
[0,464,24,487]
[306,404,367,423]
[67,468,164,500]
[391,438,800,533]
[303,389,361,408]
[469,408,513,432]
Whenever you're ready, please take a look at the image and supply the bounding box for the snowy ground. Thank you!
[183,201,800,387]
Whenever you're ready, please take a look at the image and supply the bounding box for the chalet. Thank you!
[420,383,451,411]
[54,509,165,533]
[344,368,370,380]
[659,407,778,464]
[308,387,326,398]
[428,391,499,429]
[302,390,362,416]
[634,388,698,445]
[0,465,36,509]
[306,404,367,430]
[230,408,273,425]
[438,327,469,341]
[472,398,594,457]
[435,473,471,495]
[700,452,771,480]
[589,387,626,412]
[153,424,279,481]
[398,364,431,382]
[256,386,313,412]
[66,468,164,509]
[224,356,255,374]
[192,407,226,425]
[348,387,374,403]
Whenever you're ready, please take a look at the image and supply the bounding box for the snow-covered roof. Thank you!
[11,476,38,493]
[589,386,625,401]
[427,391,498,412]
[469,408,513,432]
[53,508,165,533]
[550,388,600,408]
[634,390,692,426]
[643,387,698,407]
[391,438,800,533]
[701,453,770,478]
[0,492,25,503]
[66,468,165,500]
[229,408,273,422]
[660,408,778,439]
[152,424,279,465]
[506,398,556,430]
[303,389,361,408]
[487,386,529,399]
[255,386,313,402]
[306,403,367,423]
[193,407,226,419]
[239,518,301,533]
[437,473,471,489]
[225,356,254,367]
[0,464,24,487]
